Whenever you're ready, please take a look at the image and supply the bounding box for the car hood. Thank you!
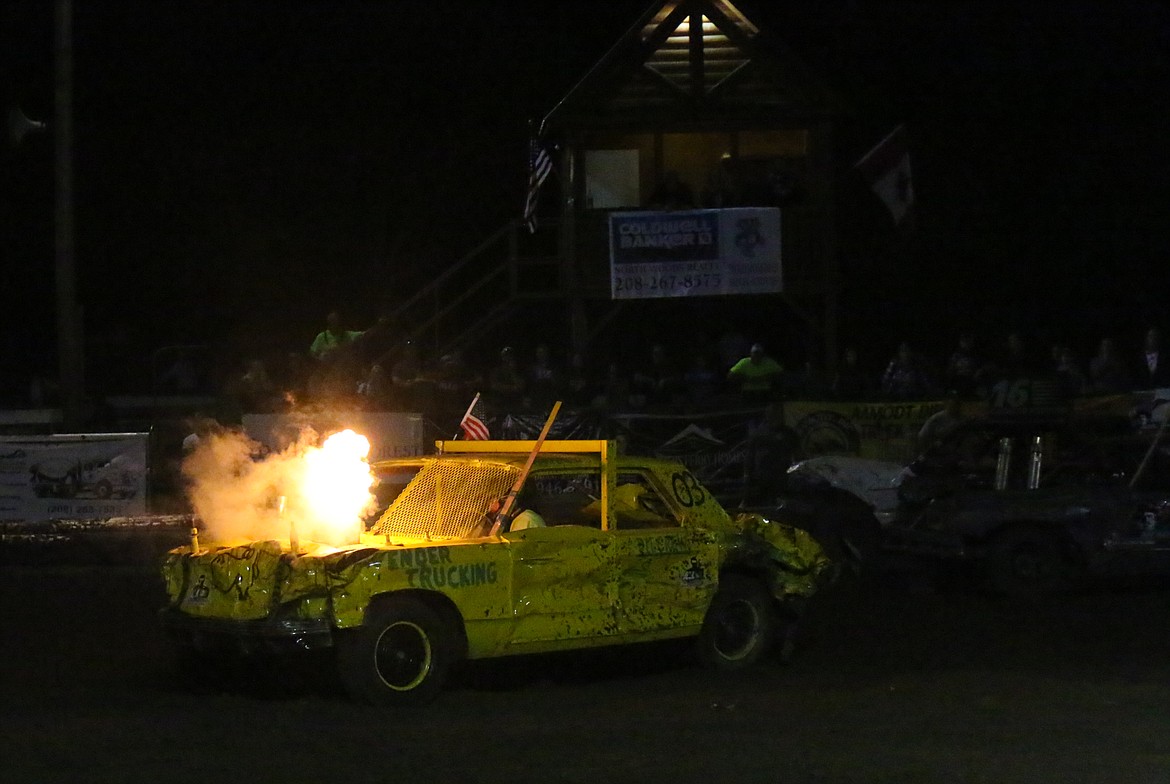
[160,538,386,621]
[788,456,910,518]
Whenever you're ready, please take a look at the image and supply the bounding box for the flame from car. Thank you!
[299,429,375,544]
[183,426,376,548]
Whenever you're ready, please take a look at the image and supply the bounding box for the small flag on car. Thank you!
[459,393,490,440]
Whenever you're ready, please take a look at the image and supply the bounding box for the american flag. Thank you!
[459,393,490,440]
[523,137,552,233]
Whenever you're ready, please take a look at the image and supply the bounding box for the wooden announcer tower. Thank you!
[534,0,846,368]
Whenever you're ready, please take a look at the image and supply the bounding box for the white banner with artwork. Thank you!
[242,411,425,462]
[608,207,782,299]
[0,433,149,523]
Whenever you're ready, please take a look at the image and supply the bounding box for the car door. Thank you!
[503,469,618,645]
[610,469,719,635]
[1098,442,1170,573]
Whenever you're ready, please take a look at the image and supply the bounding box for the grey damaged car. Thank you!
[883,421,1170,595]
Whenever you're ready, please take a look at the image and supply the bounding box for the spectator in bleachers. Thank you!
[309,310,364,362]
[353,309,398,370]
[742,402,795,502]
[356,362,394,410]
[432,350,480,418]
[563,351,594,408]
[181,412,218,455]
[526,343,562,410]
[390,341,425,410]
[790,360,828,399]
[881,341,933,400]
[308,310,366,400]
[1135,327,1170,390]
[161,358,198,393]
[276,351,311,402]
[597,361,634,411]
[683,353,721,408]
[1001,332,1036,378]
[632,343,683,408]
[226,357,279,414]
[1048,341,1065,373]
[1054,345,1087,398]
[718,329,751,373]
[647,170,695,210]
[943,331,981,396]
[487,346,526,411]
[831,346,872,400]
[917,395,965,453]
[1089,337,1130,393]
[978,332,1039,390]
[728,342,784,405]
[700,166,737,208]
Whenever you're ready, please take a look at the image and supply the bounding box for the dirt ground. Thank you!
[3,562,1170,784]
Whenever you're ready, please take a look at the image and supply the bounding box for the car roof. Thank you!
[372,440,686,475]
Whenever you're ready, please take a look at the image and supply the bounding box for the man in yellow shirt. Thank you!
[310,310,364,361]
[728,343,783,403]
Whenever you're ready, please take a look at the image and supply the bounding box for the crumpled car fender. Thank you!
[724,512,834,600]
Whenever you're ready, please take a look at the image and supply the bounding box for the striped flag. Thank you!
[459,393,490,440]
[523,137,552,233]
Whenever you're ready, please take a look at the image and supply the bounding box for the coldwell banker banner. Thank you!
[608,208,782,299]
[0,434,149,523]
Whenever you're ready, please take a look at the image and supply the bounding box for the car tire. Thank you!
[985,528,1072,596]
[696,574,775,669]
[336,597,454,706]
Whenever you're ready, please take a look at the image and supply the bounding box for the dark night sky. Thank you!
[4,0,1170,399]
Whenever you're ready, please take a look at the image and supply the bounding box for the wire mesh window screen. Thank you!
[375,460,519,539]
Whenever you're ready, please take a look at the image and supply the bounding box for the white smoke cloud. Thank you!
[182,426,375,547]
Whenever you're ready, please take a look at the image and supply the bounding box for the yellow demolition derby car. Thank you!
[160,439,832,705]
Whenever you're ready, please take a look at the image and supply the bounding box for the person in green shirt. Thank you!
[728,342,783,402]
[309,310,364,361]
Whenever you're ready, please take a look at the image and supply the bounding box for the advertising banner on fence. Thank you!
[608,207,781,299]
[0,433,149,523]
[242,411,426,461]
[783,393,1139,464]
[499,408,764,501]
[457,391,1160,502]
[783,400,961,464]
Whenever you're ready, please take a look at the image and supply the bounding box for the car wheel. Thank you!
[336,597,454,706]
[986,528,1071,596]
[95,481,113,499]
[696,574,775,669]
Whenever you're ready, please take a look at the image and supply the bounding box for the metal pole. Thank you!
[1027,435,1043,490]
[994,436,1013,491]
[489,401,562,535]
[55,0,84,427]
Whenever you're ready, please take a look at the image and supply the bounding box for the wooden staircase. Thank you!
[387,218,568,357]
